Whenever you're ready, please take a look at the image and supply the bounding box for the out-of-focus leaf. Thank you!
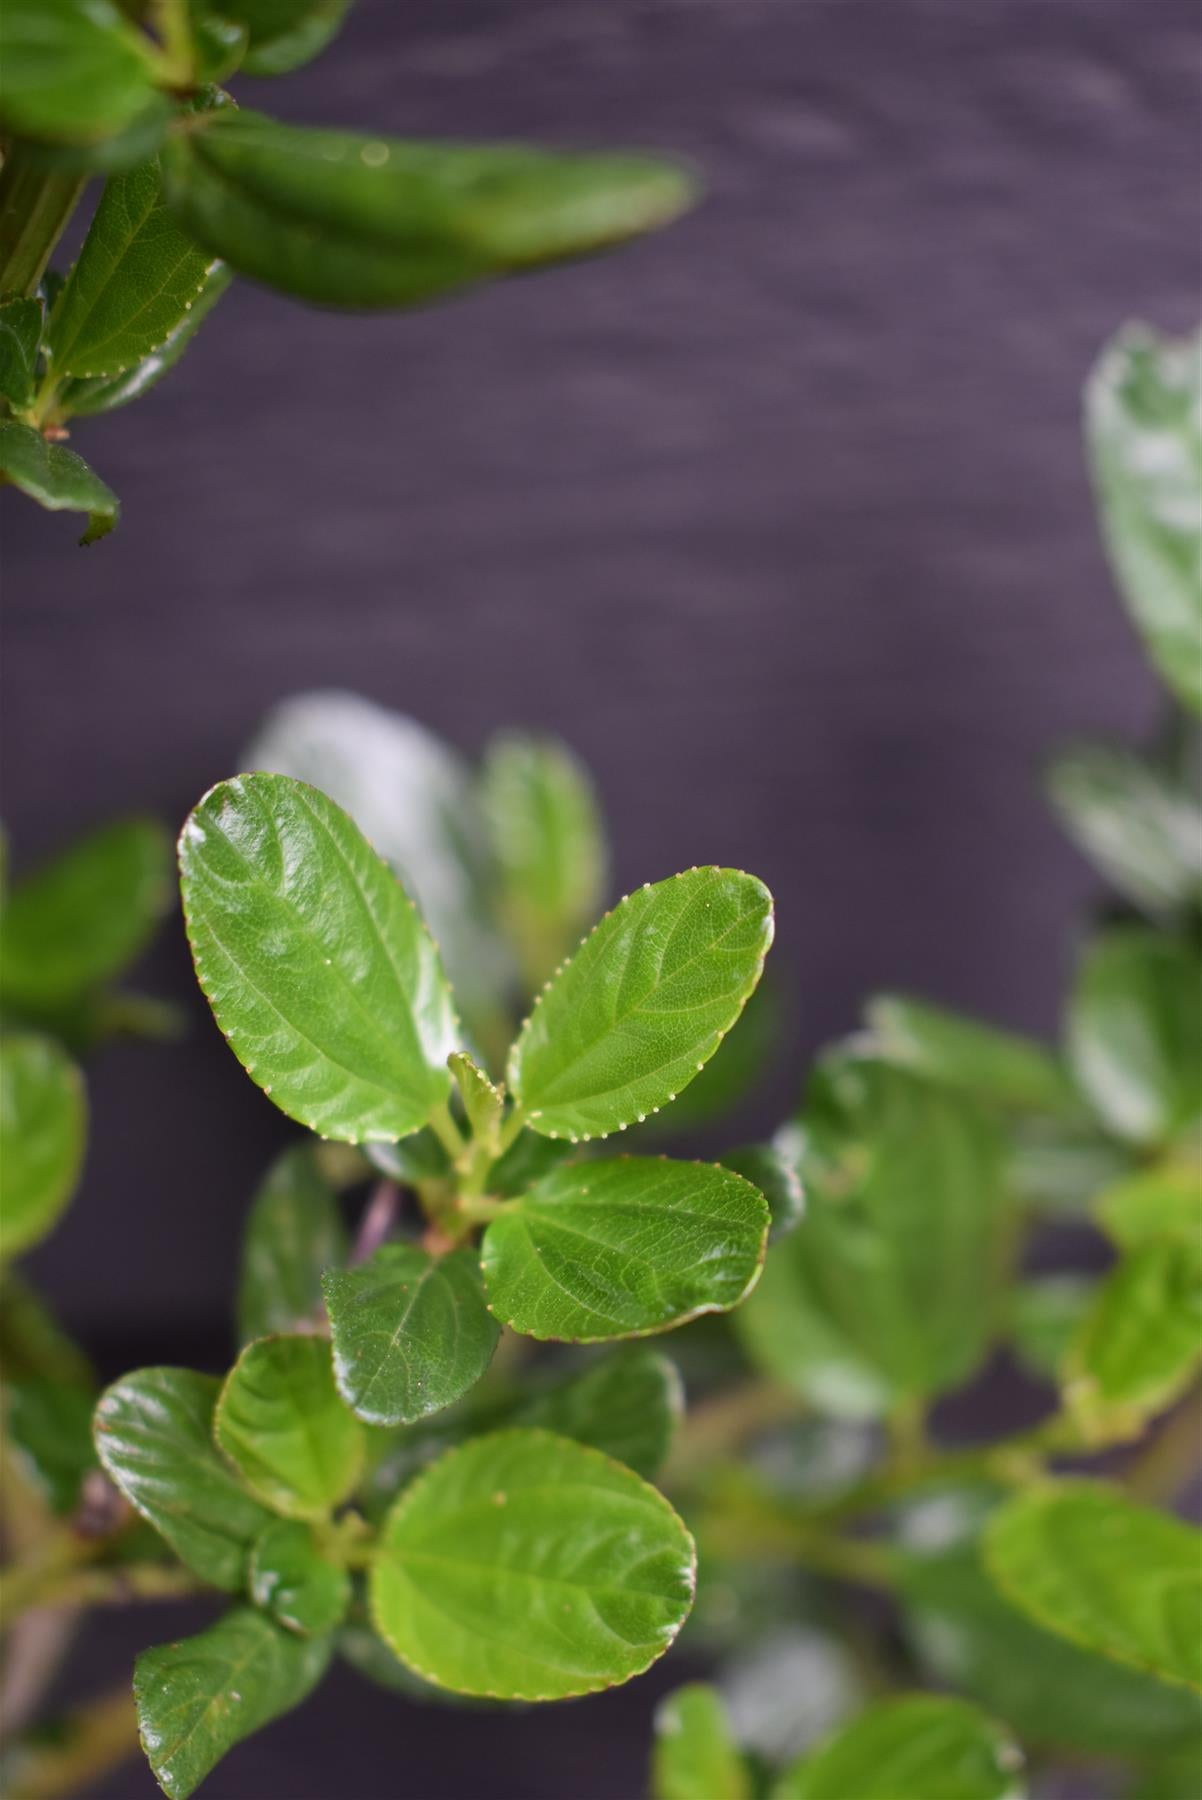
[1065,1238,1202,1433]
[863,994,1077,1115]
[484,1127,574,1197]
[512,1347,682,1478]
[1046,742,1202,917]
[0,298,43,408]
[236,1145,347,1344]
[206,0,351,75]
[720,1141,804,1240]
[3,1378,96,1513]
[652,1683,752,1800]
[0,420,118,542]
[0,1033,86,1259]
[60,262,231,418]
[250,1519,350,1636]
[1066,929,1202,1148]
[772,1695,1025,1800]
[363,1128,450,1186]
[0,1268,93,1387]
[216,1334,364,1520]
[1005,1111,1132,1216]
[1095,1163,1202,1248]
[1007,1274,1095,1382]
[0,0,162,147]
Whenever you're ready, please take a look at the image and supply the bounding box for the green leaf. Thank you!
[481,731,607,991]
[481,1156,769,1341]
[0,1268,93,1387]
[0,297,42,408]
[448,1050,503,1152]
[1,817,171,1010]
[0,1033,86,1259]
[1007,1274,1095,1382]
[1087,324,1202,714]
[0,420,118,542]
[0,0,162,147]
[1067,929,1202,1147]
[364,1127,450,1186]
[3,1377,96,1514]
[1096,1163,1202,1248]
[206,0,350,75]
[1046,742,1202,917]
[653,1683,752,1800]
[485,1127,574,1197]
[236,1144,347,1344]
[513,1347,682,1478]
[1065,1238,1202,1432]
[508,867,773,1142]
[249,1519,350,1636]
[45,159,219,382]
[630,974,782,1142]
[369,1428,695,1699]
[134,1607,330,1800]
[863,993,1077,1115]
[323,1244,499,1427]
[163,110,695,309]
[773,1695,1024,1800]
[985,1484,1202,1692]
[1006,1111,1133,1216]
[215,1334,364,1520]
[179,773,459,1143]
[93,1367,273,1588]
[59,261,231,418]
[721,1140,804,1240]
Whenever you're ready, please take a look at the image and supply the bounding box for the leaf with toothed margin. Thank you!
[322,1245,500,1426]
[178,773,459,1143]
[772,1695,1025,1800]
[507,867,773,1143]
[480,1157,769,1342]
[215,1334,365,1520]
[369,1428,696,1699]
[448,1050,503,1151]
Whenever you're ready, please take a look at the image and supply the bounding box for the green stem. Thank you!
[494,1107,526,1158]
[429,1102,467,1160]
[0,150,86,299]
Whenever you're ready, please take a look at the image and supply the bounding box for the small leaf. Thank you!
[3,1377,96,1514]
[249,1519,350,1636]
[93,1368,273,1589]
[0,0,162,147]
[369,1428,695,1699]
[59,262,231,418]
[448,1050,503,1151]
[863,993,1079,1115]
[134,1607,330,1800]
[481,1157,769,1342]
[179,773,459,1143]
[1007,1274,1095,1382]
[1046,742,1202,917]
[0,297,43,408]
[204,0,351,76]
[216,1334,364,1520]
[1087,324,1202,714]
[721,1141,804,1240]
[653,1683,752,1800]
[322,1244,499,1426]
[1065,1239,1202,1431]
[0,1033,86,1259]
[0,420,118,542]
[236,1144,347,1344]
[773,1695,1024,1800]
[163,110,695,309]
[985,1484,1202,1692]
[1067,929,1202,1147]
[1096,1163,1202,1248]
[509,867,773,1142]
[513,1347,683,1478]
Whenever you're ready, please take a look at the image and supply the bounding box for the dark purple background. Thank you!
[2,0,1199,1792]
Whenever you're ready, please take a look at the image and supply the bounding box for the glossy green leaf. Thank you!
[93,1368,272,1588]
[448,1050,503,1151]
[774,1695,1024,1800]
[163,110,695,309]
[513,1347,682,1478]
[60,261,231,418]
[249,1519,350,1636]
[134,1607,330,1800]
[323,1244,499,1426]
[0,1033,86,1259]
[509,867,773,1142]
[0,297,42,408]
[236,1145,347,1344]
[0,0,162,147]
[863,994,1076,1114]
[1067,929,1202,1147]
[1065,1238,1202,1431]
[3,1377,96,1514]
[1046,742,1202,917]
[481,731,607,991]
[1096,1163,1202,1248]
[721,1140,804,1240]
[1,817,170,1009]
[985,1484,1202,1692]
[370,1428,695,1699]
[481,1156,769,1341]
[1087,324,1202,714]
[1007,1274,1095,1382]
[0,420,118,542]
[179,773,459,1142]
[216,1334,364,1519]
[653,1683,752,1800]
[209,0,350,75]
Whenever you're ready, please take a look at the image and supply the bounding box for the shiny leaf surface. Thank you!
[216,1334,364,1519]
[0,420,118,542]
[213,0,351,75]
[0,1033,86,1259]
[60,261,230,417]
[0,297,42,408]
[249,1518,350,1636]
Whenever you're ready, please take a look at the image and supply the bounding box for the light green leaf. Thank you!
[513,1347,682,1478]
[0,1033,86,1259]
[1096,1163,1202,1248]
[721,1140,804,1240]
[1065,1238,1202,1432]
[508,867,773,1142]
[3,1377,96,1514]
[163,110,695,309]
[1087,324,1202,714]
[774,1695,1024,1800]
[209,0,351,75]
[630,975,782,1142]
[249,1518,350,1636]
[1067,929,1202,1147]
[0,297,42,408]
[215,1334,364,1520]
[236,1144,347,1344]
[863,993,1077,1114]
[1046,742,1202,917]
[481,1156,769,1341]
[93,1368,273,1589]
[370,1428,695,1699]
[1,817,171,1010]
[323,1244,499,1426]
[653,1683,752,1800]
[179,773,459,1143]
[985,1484,1202,1692]
[0,420,118,542]
[481,731,607,991]
[59,262,231,418]
[1007,1274,1095,1382]
[134,1607,330,1800]
[448,1050,503,1152]
[0,0,162,147]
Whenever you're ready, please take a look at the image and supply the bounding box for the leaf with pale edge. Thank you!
[773,1695,1024,1800]
[1046,742,1202,918]
[61,263,230,418]
[653,1683,752,1800]
[0,1033,86,1259]
[0,421,118,542]
[216,1334,364,1519]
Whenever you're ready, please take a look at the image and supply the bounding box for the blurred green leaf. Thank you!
[1095,1162,1202,1248]
[216,1334,364,1520]
[3,1377,96,1513]
[0,420,118,542]
[1046,742,1202,918]
[0,298,43,409]
[1007,1273,1095,1382]
[653,1683,752,1800]
[236,1145,347,1345]
[0,0,162,147]
[512,1346,682,1478]
[207,0,351,75]
[0,1033,86,1260]
[1005,1110,1132,1216]
[1067,929,1202,1148]
[773,1695,1024,1800]
[250,1518,350,1636]
[721,1140,804,1240]
[863,994,1077,1115]
[1065,1238,1202,1433]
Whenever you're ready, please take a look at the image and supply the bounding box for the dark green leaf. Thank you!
[0,420,118,542]
[1096,1163,1202,1248]
[513,1347,682,1478]
[134,1607,330,1800]
[721,1140,804,1240]
[179,773,459,1143]
[369,1428,695,1699]
[60,261,231,418]
[1067,929,1202,1147]
[216,1334,364,1519]
[0,297,42,408]
[1046,742,1202,917]
[249,1519,350,1636]
[0,1033,86,1259]
[485,1127,574,1197]
[1065,1238,1202,1432]
[208,0,350,76]
[863,993,1078,1115]
[3,1377,96,1513]
[481,1156,769,1341]
[773,1695,1024,1800]
[0,0,162,147]
[93,1367,273,1589]
[1007,1274,1095,1382]
[236,1145,347,1344]
[163,110,695,309]
[653,1683,752,1800]
[323,1244,499,1427]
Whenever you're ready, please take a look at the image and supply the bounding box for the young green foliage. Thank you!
[215,1334,365,1519]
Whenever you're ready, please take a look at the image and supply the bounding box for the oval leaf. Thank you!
[653,1683,753,1800]
[236,1144,347,1344]
[216,1334,364,1519]
[61,261,231,419]
[481,1157,768,1342]
[0,420,118,543]
[179,773,458,1142]
[1065,1238,1202,1433]
[218,0,351,76]
[370,1428,696,1699]
[774,1695,1024,1800]
[1067,929,1202,1147]
[0,1033,86,1260]
[250,1518,350,1636]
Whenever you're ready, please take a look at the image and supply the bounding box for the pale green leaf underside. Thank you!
[216,1334,364,1519]
[864,993,1076,1115]
[774,1695,1025,1800]
[1046,742,1202,917]
[0,1033,86,1260]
